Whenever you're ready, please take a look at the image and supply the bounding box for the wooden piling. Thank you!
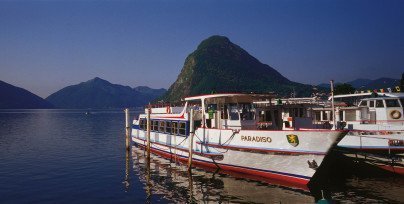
[146,104,151,159]
[125,108,131,151]
[187,170,194,202]
[188,109,194,171]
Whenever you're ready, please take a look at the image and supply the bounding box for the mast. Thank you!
[330,80,336,130]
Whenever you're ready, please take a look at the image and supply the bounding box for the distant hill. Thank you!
[0,80,53,109]
[347,78,373,89]
[46,77,166,108]
[134,86,167,101]
[317,82,342,89]
[317,77,399,90]
[161,35,316,102]
[363,78,400,90]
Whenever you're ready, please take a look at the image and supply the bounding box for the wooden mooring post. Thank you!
[124,108,131,151]
[188,109,194,171]
[146,104,151,159]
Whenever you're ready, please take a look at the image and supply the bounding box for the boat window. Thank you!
[239,103,255,120]
[315,111,321,121]
[321,111,333,121]
[144,119,148,130]
[152,121,158,131]
[229,104,239,120]
[166,121,172,133]
[322,111,328,120]
[289,108,302,117]
[265,110,272,121]
[385,99,400,107]
[143,119,147,130]
[159,121,166,132]
[376,100,384,108]
[369,101,374,108]
[293,108,299,117]
[358,101,367,107]
[221,105,228,119]
[171,122,178,135]
[139,119,145,130]
[206,104,217,112]
[178,122,186,136]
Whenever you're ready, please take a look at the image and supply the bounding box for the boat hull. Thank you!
[132,127,346,187]
[337,130,404,174]
[337,130,404,152]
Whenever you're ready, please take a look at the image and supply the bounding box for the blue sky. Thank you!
[1,0,403,97]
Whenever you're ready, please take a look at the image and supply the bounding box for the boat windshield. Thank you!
[376,100,384,108]
[358,101,367,107]
[239,103,255,120]
[228,104,239,120]
[225,103,256,121]
[385,99,401,107]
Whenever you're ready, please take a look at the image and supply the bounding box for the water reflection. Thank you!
[123,150,130,192]
[132,148,315,203]
[145,154,152,204]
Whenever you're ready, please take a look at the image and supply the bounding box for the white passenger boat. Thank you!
[312,92,404,174]
[131,93,346,188]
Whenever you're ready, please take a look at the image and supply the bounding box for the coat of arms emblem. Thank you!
[286,134,299,147]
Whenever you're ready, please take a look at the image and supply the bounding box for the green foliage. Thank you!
[334,83,355,95]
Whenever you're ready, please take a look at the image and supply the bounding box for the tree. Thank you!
[334,83,355,95]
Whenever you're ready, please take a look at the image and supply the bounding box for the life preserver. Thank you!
[390,110,401,119]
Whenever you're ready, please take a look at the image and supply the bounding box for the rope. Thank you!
[173,136,188,147]
[221,131,237,146]
[192,129,238,154]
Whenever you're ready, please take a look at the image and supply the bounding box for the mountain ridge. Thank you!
[0,80,54,109]
[318,77,400,90]
[161,35,316,102]
[46,77,166,108]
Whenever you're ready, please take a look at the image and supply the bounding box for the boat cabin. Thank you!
[313,93,404,129]
[184,93,322,131]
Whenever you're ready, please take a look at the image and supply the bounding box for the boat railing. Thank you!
[348,130,404,136]
[312,121,333,129]
[349,131,404,156]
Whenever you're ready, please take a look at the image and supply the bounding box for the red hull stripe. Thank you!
[377,165,404,175]
[349,129,404,132]
[197,141,326,155]
[134,141,311,186]
[338,146,404,151]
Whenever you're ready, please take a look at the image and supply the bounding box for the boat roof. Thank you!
[184,93,275,103]
[362,96,404,101]
[330,92,404,100]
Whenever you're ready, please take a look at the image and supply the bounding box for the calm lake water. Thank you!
[0,110,403,203]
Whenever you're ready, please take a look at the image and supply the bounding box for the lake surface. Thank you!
[0,110,403,203]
